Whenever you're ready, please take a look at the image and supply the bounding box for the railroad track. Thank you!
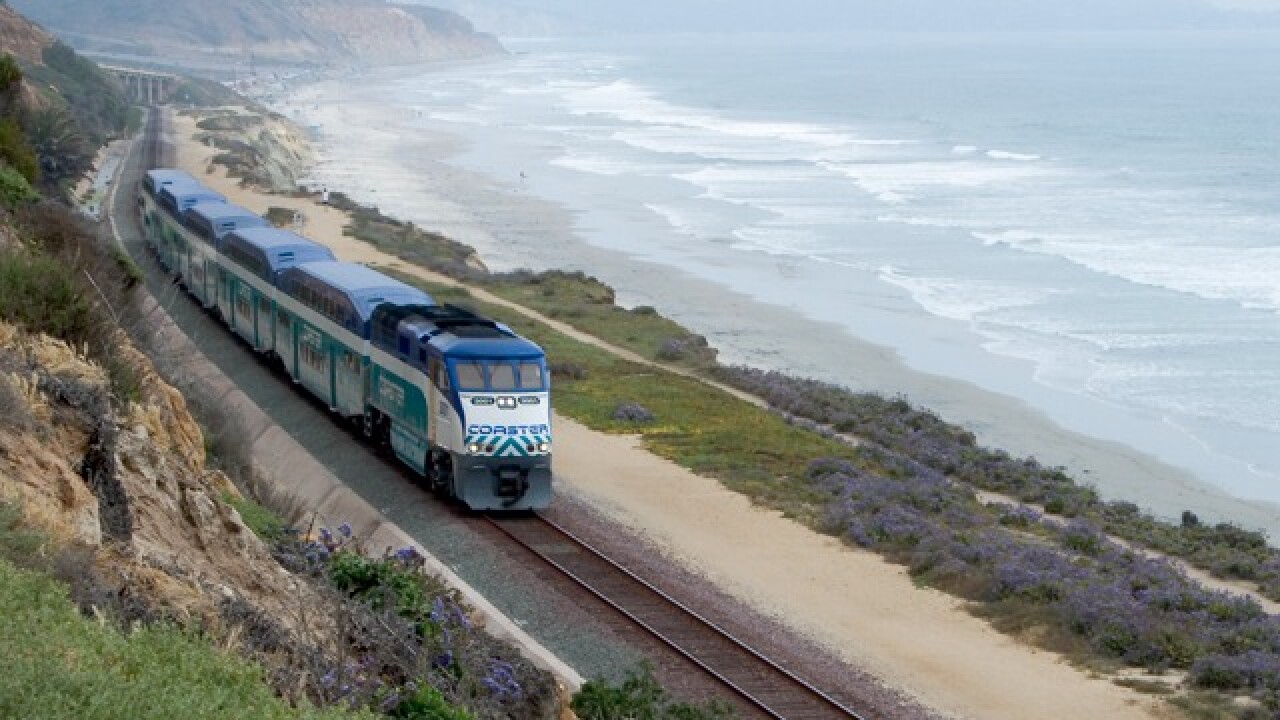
[488,514,867,720]
[137,110,867,719]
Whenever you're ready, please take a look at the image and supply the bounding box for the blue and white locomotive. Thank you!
[137,168,554,510]
[368,303,552,509]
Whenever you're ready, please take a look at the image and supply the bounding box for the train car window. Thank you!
[398,335,410,356]
[419,348,427,364]
[453,361,484,391]
[488,362,517,391]
[519,362,544,390]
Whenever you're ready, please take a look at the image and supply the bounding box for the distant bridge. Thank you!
[101,65,179,104]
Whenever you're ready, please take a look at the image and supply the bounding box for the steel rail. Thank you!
[488,514,867,720]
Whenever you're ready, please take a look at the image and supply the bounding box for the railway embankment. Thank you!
[0,144,573,720]
[181,100,1280,720]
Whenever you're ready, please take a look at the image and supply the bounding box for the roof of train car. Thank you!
[159,183,225,203]
[372,303,544,359]
[227,227,333,252]
[431,333,545,360]
[288,261,433,320]
[144,169,197,185]
[184,202,264,223]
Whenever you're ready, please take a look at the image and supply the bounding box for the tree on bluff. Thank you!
[0,54,37,185]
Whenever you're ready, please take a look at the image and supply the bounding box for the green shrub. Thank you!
[571,666,735,720]
[0,249,93,344]
[112,245,143,289]
[328,550,434,630]
[266,206,299,227]
[0,118,38,183]
[224,493,288,542]
[390,684,475,720]
[0,163,38,209]
[0,54,22,93]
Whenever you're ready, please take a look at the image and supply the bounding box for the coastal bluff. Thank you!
[8,0,504,67]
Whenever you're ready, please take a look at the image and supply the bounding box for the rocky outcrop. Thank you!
[0,320,322,634]
[191,108,315,193]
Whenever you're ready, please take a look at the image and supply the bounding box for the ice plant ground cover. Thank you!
[808,452,1280,709]
[715,366,1280,601]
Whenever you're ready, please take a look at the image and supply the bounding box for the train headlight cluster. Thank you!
[467,442,482,454]
[537,441,550,453]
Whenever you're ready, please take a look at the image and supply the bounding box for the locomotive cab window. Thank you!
[452,361,485,391]
[488,362,517,391]
[519,362,544,390]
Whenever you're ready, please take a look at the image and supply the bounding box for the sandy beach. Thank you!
[276,86,1280,542]
[166,109,1184,720]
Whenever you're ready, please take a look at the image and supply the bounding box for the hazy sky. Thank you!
[418,0,1280,35]
[1210,0,1280,8]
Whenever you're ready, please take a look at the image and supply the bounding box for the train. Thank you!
[138,168,552,510]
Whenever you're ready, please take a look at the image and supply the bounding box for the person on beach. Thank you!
[321,186,329,205]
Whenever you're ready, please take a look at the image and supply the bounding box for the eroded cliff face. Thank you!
[0,5,53,65]
[190,108,316,193]
[298,2,504,65]
[10,0,504,67]
[0,321,321,635]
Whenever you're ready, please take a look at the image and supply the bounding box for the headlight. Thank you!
[537,442,550,453]
[467,442,481,454]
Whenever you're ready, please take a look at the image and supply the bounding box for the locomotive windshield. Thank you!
[450,359,546,392]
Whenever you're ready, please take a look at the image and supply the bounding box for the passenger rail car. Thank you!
[154,183,225,272]
[369,304,552,510]
[139,169,198,255]
[273,261,433,419]
[218,228,337,352]
[136,169,553,511]
[180,202,269,307]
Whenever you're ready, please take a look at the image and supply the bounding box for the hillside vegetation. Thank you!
[0,4,129,193]
[0,12,569,720]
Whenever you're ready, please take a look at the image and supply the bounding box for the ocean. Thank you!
[281,30,1280,528]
